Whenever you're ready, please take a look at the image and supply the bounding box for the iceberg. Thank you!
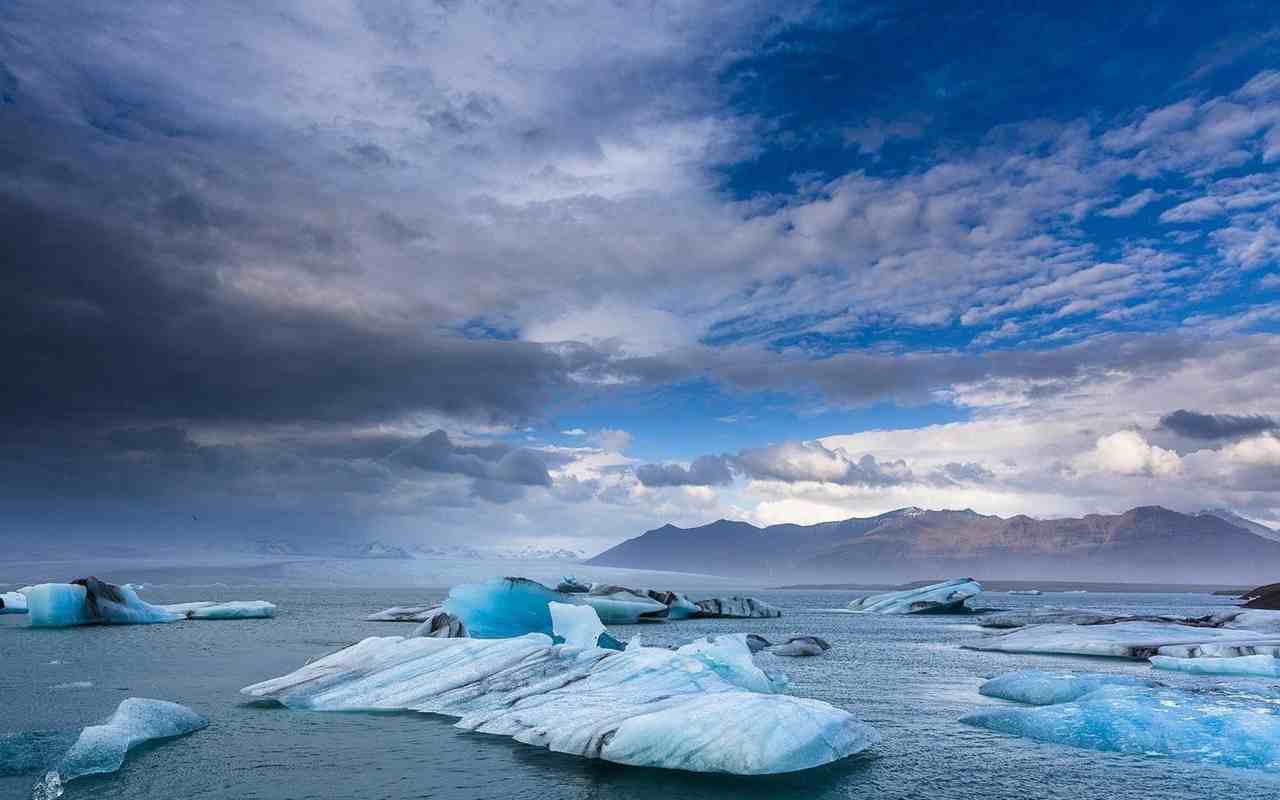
[0,590,26,614]
[847,578,982,615]
[978,608,1143,629]
[442,577,573,639]
[645,589,700,619]
[26,580,181,627]
[581,585,669,623]
[411,608,468,639]
[1150,654,1280,677]
[549,602,606,649]
[745,633,771,653]
[964,622,1268,659]
[1153,639,1280,658]
[961,684,1280,773]
[158,601,276,620]
[365,605,445,622]
[768,636,832,657]
[242,634,878,774]
[693,596,782,619]
[555,576,591,594]
[31,698,207,798]
[978,671,1158,705]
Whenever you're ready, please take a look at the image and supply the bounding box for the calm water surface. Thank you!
[3,583,1277,800]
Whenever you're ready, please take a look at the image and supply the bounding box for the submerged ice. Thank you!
[241,634,878,774]
[962,684,1280,773]
[978,671,1159,706]
[847,578,983,615]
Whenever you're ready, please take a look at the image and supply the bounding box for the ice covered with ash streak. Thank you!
[241,634,878,775]
[847,578,982,615]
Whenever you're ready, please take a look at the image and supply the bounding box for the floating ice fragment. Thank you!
[1150,654,1280,677]
[693,596,782,618]
[26,581,180,627]
[159,601,275,620]
[847,578,982,615]
[549,602,606,649]
[768,636,832,657]
[241,634,877,774]
[978,671,1158,705]
[364,605,443,622]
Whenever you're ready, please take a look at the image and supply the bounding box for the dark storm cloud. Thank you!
[1159,409,1279,440]
[635,455,734,487]
[394,430,551,487]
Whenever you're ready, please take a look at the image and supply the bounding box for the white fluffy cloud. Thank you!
[1087,431,1183,477]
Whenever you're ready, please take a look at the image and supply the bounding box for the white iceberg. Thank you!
[978,671,1158,705]
[847,578,983,615]
[26,581,181,627]
[1150,654,1280,677]
[1,590,26,614]
[964,622,1267,659]
[1006,589,1042,595]
[693,596,782,618]
[549,601,606,649]
[158,601,276,620]
[364,605,444,622]
[241,634,878,775]
[961,684,1280,773]
[31,698,207,798]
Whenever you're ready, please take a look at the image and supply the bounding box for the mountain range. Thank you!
[585,506,1280,584]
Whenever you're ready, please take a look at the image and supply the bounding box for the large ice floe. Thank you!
[241,633,877,774]
[964,621,1269,659]
[157,601,276,620]
[30,698,207,799]
[962,676,1280,773]
[847,578,983,614]
[24,578,273,627]
[1150,654,1280,677]
[1,590,27,614]
[978,671,1159,705]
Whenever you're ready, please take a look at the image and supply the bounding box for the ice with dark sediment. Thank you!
[694,596,782,618]
[847,578,983,615]
[24,578,272,627]
[964,621,1269,659]
[241,634,879,774]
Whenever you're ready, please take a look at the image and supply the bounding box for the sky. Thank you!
[2,1,1279,558]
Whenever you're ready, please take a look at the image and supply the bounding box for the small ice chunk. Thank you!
[768,636,831,657]
[978,671,1158,705]
[242,635,876,774]
[50,682,93,691]
[965,622,1267,659]
[549,602,606,649]
[1151,654,1280,677]
[847,578,983,615]
[693,596,782,618]
[961,684,1280,773]
[1,591,27,614]
[45,698,206,790]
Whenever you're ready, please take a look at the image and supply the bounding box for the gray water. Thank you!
[3,583,1278,800]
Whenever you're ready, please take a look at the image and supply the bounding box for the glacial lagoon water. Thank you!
[3,573,1280,800]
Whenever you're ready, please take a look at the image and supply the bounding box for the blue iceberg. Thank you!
[961,684,1280,773]
[847,578,983,614]
[30,698,207,799]
[241,634,878,774]
[1151,654,1280,678]
[978,671,1159,705]
[26,580,181,627]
